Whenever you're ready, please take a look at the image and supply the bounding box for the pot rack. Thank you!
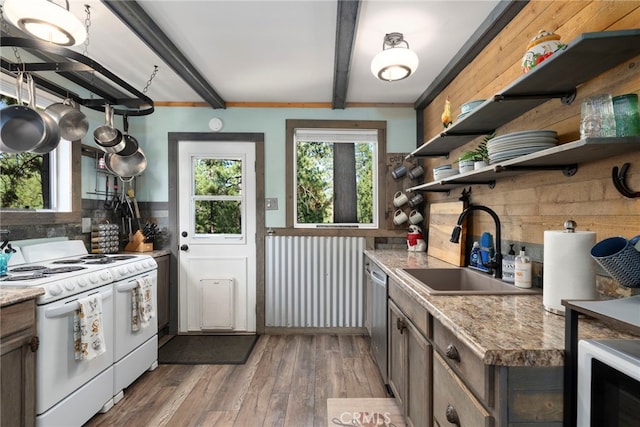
[0,36,153,116]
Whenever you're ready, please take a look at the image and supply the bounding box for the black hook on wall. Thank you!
[611,163,640,198]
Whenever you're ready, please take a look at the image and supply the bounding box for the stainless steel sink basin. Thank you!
[396,268,541,295]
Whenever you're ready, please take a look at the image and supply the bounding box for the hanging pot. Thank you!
[44,97,89,141]
[28,75,61,154]
[94,104,125,153]
[0,72,48,153]
[104,147,147,179]
[117,115,139,157]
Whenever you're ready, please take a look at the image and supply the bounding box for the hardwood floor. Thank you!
[84,334,388,426]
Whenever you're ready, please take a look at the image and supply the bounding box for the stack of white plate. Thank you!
[487,130,558,164]
[433,164,457,180]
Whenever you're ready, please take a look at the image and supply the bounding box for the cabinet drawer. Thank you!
[433,318,492,407]
[433,352,493,427]
[389,278,430,338]
[0,300,36,339]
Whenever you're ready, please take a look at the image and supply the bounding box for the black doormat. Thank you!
[158,334,258,365]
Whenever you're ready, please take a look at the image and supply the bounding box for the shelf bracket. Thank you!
[612,163,640,198]
[444,179,496,189]
[494,164,578,177]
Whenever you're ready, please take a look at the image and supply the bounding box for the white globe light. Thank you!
[371,47,419,81]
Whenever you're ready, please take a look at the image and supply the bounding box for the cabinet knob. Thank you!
[29,336,39,352]
[396,317,407,334]
[445,404,460,426]
[445,344,460,362]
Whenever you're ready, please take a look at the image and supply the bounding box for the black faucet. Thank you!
[450,205,502,279]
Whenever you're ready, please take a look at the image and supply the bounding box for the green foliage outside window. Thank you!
[296,140,374,224]
[0,152,46,209]
[193,158,243,234]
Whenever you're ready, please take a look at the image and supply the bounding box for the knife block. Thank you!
[125,230,153,252]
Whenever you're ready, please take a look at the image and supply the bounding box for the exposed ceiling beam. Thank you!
[414,0,529,111]
[101,0,226,109]
[332,0,360,109]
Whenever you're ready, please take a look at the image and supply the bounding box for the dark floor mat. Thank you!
[158,334,258,365]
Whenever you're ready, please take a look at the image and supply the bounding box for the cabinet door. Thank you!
[388,300,406,408]
[406,320,432,427]
[155,254,170,330]
[1,301,37,427]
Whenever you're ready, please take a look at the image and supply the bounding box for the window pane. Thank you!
[0,152,50,209]
[193,158,242,196]
[194,200,242,234]
[295,139,375,225]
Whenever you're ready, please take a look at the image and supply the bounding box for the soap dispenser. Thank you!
[502,244,516,283]
[470,241,481,268]
[514,246,532,288]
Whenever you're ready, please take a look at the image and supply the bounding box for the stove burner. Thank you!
[109,256,136,261]
[85,259,115,265]
[42,266,87,274]
[81,255,108,260]
[1,273,45,281]
[9,265,47,273]
[52,259,86,264]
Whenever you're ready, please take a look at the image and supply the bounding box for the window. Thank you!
[286,120,386,229]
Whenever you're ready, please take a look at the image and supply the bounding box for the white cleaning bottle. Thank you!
[514,246,532,288]
[470,241,481,268]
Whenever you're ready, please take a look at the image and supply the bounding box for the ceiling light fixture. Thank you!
[3,0,86,47]
[371,32,419,82]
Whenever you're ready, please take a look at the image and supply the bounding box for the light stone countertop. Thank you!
[0,286,44,307]
[365,249,640,367]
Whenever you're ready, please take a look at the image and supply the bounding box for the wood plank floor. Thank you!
[84,334,388,426]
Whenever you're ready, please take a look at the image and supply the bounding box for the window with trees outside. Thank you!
[289,121,384,229]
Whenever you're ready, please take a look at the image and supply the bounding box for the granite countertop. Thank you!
[0,286,44,307]
[366,249,639,368]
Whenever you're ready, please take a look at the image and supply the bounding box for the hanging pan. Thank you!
[44,97,88,141]
[0,72,49,153]
[104,147,147,180]
[94,104,124,153]
[28,74,61,154]
[118,115,139,157]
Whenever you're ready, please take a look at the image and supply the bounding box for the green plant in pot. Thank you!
[458,133,494,172]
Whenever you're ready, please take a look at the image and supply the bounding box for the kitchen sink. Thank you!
[396,267,541,295]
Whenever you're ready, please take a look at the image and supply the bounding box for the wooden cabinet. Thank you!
[388,278,432,427]
[154,254,170,331]
[1,299,38,427]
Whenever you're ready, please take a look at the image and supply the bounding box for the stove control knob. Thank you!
[64,282,75,291]
[128,265,135,273]
[77,277,88,287]
[49,284,63,296]
[100,271,111,281]
[135,263,143,271]
[118,267,128,277]
[89,274,99,284]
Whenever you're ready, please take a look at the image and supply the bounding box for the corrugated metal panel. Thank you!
[265,236,365,328]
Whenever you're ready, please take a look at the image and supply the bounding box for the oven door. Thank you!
[577,339,640,427]
[36,284,114,415]
[113,271,158,362]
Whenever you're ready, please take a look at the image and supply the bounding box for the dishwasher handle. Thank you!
[370,269,387,286]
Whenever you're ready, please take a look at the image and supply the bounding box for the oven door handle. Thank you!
[44,289,113,318]
[116,276,150,293]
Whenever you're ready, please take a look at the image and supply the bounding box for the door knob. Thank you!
[180,244,189,251]
[181,231,188,237]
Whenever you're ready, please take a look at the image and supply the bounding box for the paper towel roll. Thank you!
[543,230,596,315]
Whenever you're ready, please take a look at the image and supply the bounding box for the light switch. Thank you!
[82,217,92,233]
[265,198,278,210]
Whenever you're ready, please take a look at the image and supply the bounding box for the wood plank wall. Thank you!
[421,1,640,253]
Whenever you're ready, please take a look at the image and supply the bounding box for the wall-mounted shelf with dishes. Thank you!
[406,137,640,194]
[406,29,640,159]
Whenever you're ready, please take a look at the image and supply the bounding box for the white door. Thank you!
[177,141,256,333]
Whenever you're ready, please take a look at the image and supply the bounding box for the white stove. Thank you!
[3,240,156,303]
[1,238,158,427]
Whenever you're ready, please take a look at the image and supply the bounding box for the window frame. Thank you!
[285,119,387,230]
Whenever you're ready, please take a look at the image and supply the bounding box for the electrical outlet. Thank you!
[265,198,278,210]
[82,217,92,233]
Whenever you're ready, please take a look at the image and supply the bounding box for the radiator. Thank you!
[265,236,366,328]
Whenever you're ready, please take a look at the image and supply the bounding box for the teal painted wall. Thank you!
[82,106,416,227]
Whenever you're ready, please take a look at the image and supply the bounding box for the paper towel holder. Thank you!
[611,163,640,198]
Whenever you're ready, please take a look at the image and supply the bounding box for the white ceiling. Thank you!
[5,0,505,107]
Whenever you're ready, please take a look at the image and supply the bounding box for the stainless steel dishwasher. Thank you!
[369,260,389,385]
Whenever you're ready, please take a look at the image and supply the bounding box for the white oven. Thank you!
[1,239,158,426]
[112,268,158,403]
[36,284,115,426]
[577,339,640,427]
